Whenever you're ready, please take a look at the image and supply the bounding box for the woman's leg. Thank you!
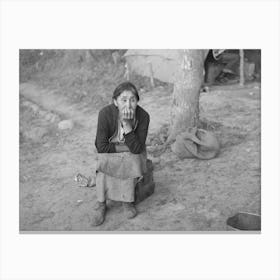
[92,172,107,226]
[95,171,106,203]
[123,201,137,219]
[104,175,137,219]
[219,52,239,74]
[122,178,138,219]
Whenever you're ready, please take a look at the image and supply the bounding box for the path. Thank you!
[19,82,261,231]
[20,83,97,129]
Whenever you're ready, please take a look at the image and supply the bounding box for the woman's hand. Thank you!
[121,107,134,120]
[121,108,134,134]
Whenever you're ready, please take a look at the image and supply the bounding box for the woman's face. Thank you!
[113,90,138,116]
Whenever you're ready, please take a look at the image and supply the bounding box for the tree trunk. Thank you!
[167,50,205,142]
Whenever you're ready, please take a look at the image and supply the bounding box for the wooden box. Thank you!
[135,159,155,204]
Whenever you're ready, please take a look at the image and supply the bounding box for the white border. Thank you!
[1,0,280,280]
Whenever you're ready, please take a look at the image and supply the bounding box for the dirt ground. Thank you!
[19,80,261,231]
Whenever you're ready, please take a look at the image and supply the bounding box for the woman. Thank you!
[212,49,239,75]
[93,82,150,226]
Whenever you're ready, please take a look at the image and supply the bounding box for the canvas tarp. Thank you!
[123,49,208,84]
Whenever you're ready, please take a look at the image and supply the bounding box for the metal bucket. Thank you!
[226,212,261,231]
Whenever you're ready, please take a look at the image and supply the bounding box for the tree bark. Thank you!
[167,50,205,142]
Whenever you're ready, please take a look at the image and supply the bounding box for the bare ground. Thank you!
[19,82,261,231]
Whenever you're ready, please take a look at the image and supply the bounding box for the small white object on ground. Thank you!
[76,200,83,206]
[58,119,74,130]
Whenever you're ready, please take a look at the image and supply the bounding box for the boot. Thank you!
[123,202,137,219]
[92,201,106,226]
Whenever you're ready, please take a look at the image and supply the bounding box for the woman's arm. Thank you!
[95,109,116,153]
[115,143,130,153]
[123,112,150,154]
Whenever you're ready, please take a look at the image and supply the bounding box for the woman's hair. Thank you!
[112,82,139,101]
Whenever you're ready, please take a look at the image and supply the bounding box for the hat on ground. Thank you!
[171,127,220,160]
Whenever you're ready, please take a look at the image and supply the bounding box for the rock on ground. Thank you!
[58,120,74,130]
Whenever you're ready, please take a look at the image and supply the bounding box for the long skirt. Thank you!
[95,152,147,203]
[96,172,137,202]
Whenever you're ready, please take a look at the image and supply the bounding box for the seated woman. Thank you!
[93,82,150,226]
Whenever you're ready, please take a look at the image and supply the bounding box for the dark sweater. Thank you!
[95,103,150,154]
